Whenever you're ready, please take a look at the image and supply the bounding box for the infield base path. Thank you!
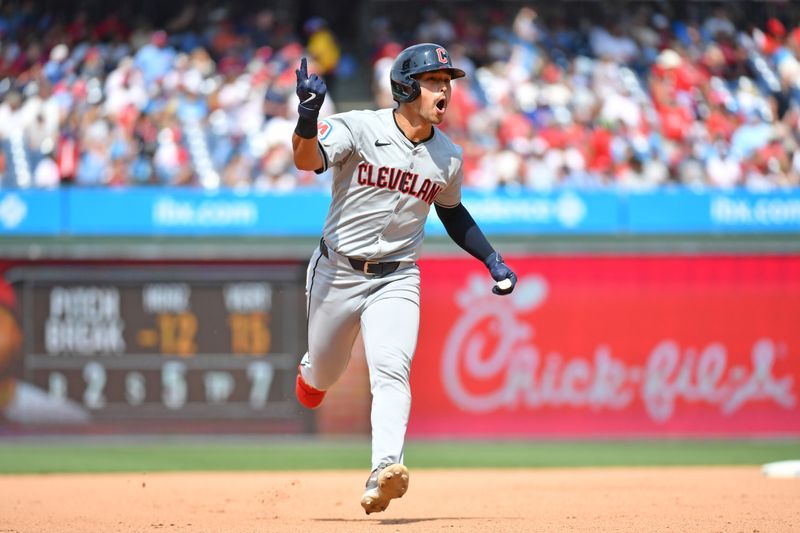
[2,467,799,532]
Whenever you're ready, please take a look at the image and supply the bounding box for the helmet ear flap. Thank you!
[405,77,420,102]
[391,76,421,103]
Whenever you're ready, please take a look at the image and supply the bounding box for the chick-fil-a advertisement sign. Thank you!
[409,256,800,437]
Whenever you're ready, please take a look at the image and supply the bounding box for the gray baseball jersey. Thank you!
[298,108,465,471]
[315,107,464,262]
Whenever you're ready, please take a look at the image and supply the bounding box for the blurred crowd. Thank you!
[0,3,340,190]
[1,2,799,191]
[372,3,800,190]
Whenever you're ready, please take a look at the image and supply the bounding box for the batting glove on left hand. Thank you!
[485,252,517,296]
[295,57,327,121]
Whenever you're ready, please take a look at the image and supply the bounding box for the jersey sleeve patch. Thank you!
[317,120,332,140]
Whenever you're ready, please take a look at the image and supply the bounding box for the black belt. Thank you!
[319,239,401,276]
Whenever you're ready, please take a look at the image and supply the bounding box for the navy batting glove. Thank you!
[485,252,517,296]
[295,57,327,121]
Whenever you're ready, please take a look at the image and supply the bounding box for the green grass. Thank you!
[0,439,798,474]
[405,440,800,468]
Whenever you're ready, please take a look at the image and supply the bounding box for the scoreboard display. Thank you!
[10,264,307,424]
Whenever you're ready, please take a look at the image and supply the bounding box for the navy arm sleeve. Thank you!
[435,202,496,266]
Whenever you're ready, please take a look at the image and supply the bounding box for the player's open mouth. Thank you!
[435,99,446,113]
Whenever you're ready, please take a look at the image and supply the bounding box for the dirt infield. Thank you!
[2,467,798,532]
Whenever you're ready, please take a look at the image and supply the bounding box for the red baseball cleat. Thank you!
[295,366,326,409]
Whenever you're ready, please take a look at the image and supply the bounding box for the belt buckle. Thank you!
[362,260,379,275]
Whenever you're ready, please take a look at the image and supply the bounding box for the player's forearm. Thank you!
[435,203,517,295]
[435,203,495,264]
[292,133,323,171]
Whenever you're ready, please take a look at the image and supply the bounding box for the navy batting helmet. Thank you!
[390,43,466,103]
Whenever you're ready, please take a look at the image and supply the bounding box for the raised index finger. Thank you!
[296,57,308,82]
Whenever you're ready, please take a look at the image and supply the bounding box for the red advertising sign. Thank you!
[410,255,800,437]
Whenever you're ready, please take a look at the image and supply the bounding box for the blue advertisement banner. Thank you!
[0,190,61,235]
[426,189,621,235]
[65,189,329,236]
[2,188,800,237]
[626,189,800,233]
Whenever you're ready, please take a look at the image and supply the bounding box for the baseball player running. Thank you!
[292,44,517,514]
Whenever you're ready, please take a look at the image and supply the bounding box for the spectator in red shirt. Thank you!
[658,99,694,143]
[587,124,614,176]
[705,98,739,141]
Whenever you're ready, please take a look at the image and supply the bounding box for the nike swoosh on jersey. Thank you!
[374,140,391,147]
[302,93,317,104]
